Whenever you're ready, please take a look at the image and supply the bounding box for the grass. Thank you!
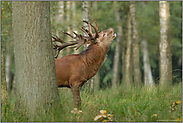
[1,82,182,122]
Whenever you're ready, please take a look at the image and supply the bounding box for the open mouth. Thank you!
[113,33,116,39]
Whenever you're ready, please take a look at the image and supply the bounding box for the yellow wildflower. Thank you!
[176,100,182,104]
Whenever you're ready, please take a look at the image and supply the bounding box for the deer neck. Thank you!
[80,44,107,69]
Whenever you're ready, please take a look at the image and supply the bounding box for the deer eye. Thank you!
[103,34,106,37]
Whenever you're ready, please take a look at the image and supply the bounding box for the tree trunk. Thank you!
[72,1,80,55]
[94,72,100,91]
[1,51,9,105]
[82,1,94,93]
[55,1,64,58]
[121,2,129,77]
[122,12,133,87]
[159,1,172,88]
[92,1,100,91]
[112,1,122,88]
[82,1,89,29]
[142,39,154,87]
[130,1,142,87]
[12,1,61,119]
[66,1,72,55]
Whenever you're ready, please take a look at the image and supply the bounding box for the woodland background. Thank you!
[1,1,182,122]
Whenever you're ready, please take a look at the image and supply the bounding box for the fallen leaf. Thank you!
[151,114,158,117]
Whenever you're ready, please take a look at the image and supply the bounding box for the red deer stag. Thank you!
[53,20,116,109]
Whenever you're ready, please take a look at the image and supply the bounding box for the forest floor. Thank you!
[1,82,182,122]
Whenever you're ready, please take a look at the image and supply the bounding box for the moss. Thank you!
[1,50,9,105]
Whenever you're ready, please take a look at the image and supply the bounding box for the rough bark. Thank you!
[142,39,154,87]
[1,51,9,105]
[112,1,122,88]
[130,1,142,87]
[12,1,61,119]
[159,1,172,88]
[122,13,133,87]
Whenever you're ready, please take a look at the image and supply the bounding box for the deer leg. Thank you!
[71,85,81,109]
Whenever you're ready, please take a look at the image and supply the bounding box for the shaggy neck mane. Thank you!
[79,44,107,68]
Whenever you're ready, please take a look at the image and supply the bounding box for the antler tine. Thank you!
[80,27,93,39]
[90,20,99,39]
[82,20,99,39]
[54,49,61,58]
[52,34,79,58]
[88,22,93,35]
[52,35,65,43]
[79,27,88,36]
[62,31,77,39]
[92,19,98,31]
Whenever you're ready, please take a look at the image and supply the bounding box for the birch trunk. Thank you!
[112,1,122,88]
[82,1,94,93]
[130,1,142,87]
[66,1,72,55]
[159,1,172,88]
[142,39,154,87]
[55,1,64,58]
[82,1,89,29]
[12,1,61,119]
[72,1,80,54]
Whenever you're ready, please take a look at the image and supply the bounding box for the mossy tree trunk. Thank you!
[130,1,142,87]
[12,1,61,119]
[1,51,9,105]
[122,12,133,87]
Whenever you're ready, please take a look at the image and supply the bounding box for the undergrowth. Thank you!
[1,82,182,122]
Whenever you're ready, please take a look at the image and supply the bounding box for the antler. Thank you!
[82,19,99,42]
[53,20,100,59]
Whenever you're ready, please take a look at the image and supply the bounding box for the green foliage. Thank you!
[1,1,13,50]
[1,83,182,122]
[169,1,182,57]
